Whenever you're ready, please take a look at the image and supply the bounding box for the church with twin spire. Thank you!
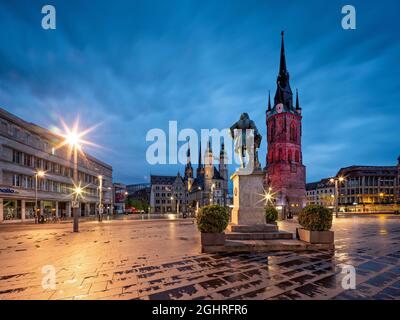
[150,140,229,214]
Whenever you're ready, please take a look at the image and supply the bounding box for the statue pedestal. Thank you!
[230,170,266,225]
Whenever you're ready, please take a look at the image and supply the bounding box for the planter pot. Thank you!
[297,228,334,244]
[201,232,225,246]
[266,221,278,225]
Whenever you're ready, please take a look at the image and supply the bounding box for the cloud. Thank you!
[0,0,399,183]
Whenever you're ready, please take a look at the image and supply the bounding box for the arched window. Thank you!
[288,149,293,162]
[270,121,275,142]
[295,150,300,162]
[279,148,283,161]
[290,122,297,141]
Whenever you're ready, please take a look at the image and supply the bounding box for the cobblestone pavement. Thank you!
[0,215,399,300]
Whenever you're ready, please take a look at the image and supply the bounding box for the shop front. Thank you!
[2,199,21,221]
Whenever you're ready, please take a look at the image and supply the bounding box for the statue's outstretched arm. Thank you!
[229,123,238,138]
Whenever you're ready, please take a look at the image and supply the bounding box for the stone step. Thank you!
[225,231,293,241]
[227,224,278,233]
[201,239,334,253]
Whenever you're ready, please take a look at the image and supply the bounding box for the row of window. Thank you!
[344,177,397,187]
[1,119,52,153]
[267,149,300,164]
[11,173,98,196]
[339,196,397,204]
[1,118,111,177]
[339,188,396,195]
[155,199,185,204]
[11,149,100,185]
[306,189,334,195]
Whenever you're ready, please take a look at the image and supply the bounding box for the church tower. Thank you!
[184,143,194,191]
[219,143,228,182]
[204,139,214,187]
[196,141,205,178]
[265,31,306,214]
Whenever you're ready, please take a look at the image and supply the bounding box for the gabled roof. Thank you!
[190,176,204,193]
[150,175,177,185]
[212,167,224,180]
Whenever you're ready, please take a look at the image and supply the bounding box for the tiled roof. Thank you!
[150,175,177,185]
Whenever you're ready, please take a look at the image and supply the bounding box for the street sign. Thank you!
[72,201,80,208]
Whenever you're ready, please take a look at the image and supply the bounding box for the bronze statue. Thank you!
[230,113,262,171]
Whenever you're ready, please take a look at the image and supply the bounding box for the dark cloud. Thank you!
[0,0,399,184]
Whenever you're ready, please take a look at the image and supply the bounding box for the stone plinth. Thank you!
[230,170,266,225]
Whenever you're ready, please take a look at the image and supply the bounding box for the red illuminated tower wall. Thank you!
[265,32,306,214]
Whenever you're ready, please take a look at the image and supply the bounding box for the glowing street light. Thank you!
[98,175,103,222]
[330,176,346,218]
[34,170,46,224]
[256,185,277,207]
[54,117,100,232]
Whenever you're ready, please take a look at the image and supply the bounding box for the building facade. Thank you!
[306,179,335,208]
[265,32,306,216]
[127,183,150,195]
[0,107,113,223]
[127,185,150,210]
[336,158,400,212]
[150,174,187,213]
[150,140,229,214]
[113,182,127,214]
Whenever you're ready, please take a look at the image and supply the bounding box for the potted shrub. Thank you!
[297,205,334,244]
[265,206,278,225]
[196,204,229,246]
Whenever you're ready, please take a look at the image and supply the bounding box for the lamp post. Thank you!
[56,119,95,232]
[34,170,45,224]
[98,175,103,222]
[330,176,345,218]
[72,144,81,232]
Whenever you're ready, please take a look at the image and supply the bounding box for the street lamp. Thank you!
[330,176,345,218]
[98,175,103,222]
[34,170,45,224]
[257,185,276,206]
[55,118,98,232]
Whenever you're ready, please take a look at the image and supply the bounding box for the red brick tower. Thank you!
[265,31,306,215]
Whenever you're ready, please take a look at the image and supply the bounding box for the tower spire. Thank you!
[274,31,293,109]
[186,140,191,159]
[267,90,271,111]
[184,139,193,180]
[279,31,287,76]
[198,141,202,166]
[295,88,300,110]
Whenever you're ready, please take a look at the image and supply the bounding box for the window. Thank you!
[13,174,21,187]
[45,161,51,171]
[12,150,22,164]
[23,154,32,167]
[295,150,300,162]
[278,148,283,161]
[22,176,33,189]
[0,120,8,133]
[35,158,42,169]
[25,132,31,144]
[290,122,297,141]
[12,127,20,138]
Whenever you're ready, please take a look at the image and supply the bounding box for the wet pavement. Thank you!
[0,215,399,300]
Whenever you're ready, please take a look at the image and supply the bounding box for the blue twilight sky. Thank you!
[0,0,399,185]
